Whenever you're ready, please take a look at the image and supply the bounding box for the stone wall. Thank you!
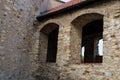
[36,0,120,80]
[0,0,50,80]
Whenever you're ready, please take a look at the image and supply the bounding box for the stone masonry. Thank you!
[0,0,120,80]
[0,0,55,80]
[0,0,62,80]
[35,0,120,80]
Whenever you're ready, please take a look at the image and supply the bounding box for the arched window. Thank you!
[82,20,103,63]
[39,23,59,63]
[71,13,103,63]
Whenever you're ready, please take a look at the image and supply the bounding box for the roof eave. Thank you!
[36,0,97,21]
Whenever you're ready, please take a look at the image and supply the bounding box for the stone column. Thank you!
[103,15,120,65]
[57,24,71,66]
[70,24,82,63]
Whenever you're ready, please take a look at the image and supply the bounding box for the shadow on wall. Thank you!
[39,0,63,15]
[39,0,51,15]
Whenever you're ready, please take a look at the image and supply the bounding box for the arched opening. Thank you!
[71,13,103,63]
[39,23,59,63]
[82,20,103,63]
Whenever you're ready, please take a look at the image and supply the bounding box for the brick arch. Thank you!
[40,23,59,35]
[38,19,62,32]
[70,11,105,23]
[71,13,104,27]
[70,13,104,63]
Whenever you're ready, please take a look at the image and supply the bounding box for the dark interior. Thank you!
[46,28,59,62]
[82,20,103,63]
